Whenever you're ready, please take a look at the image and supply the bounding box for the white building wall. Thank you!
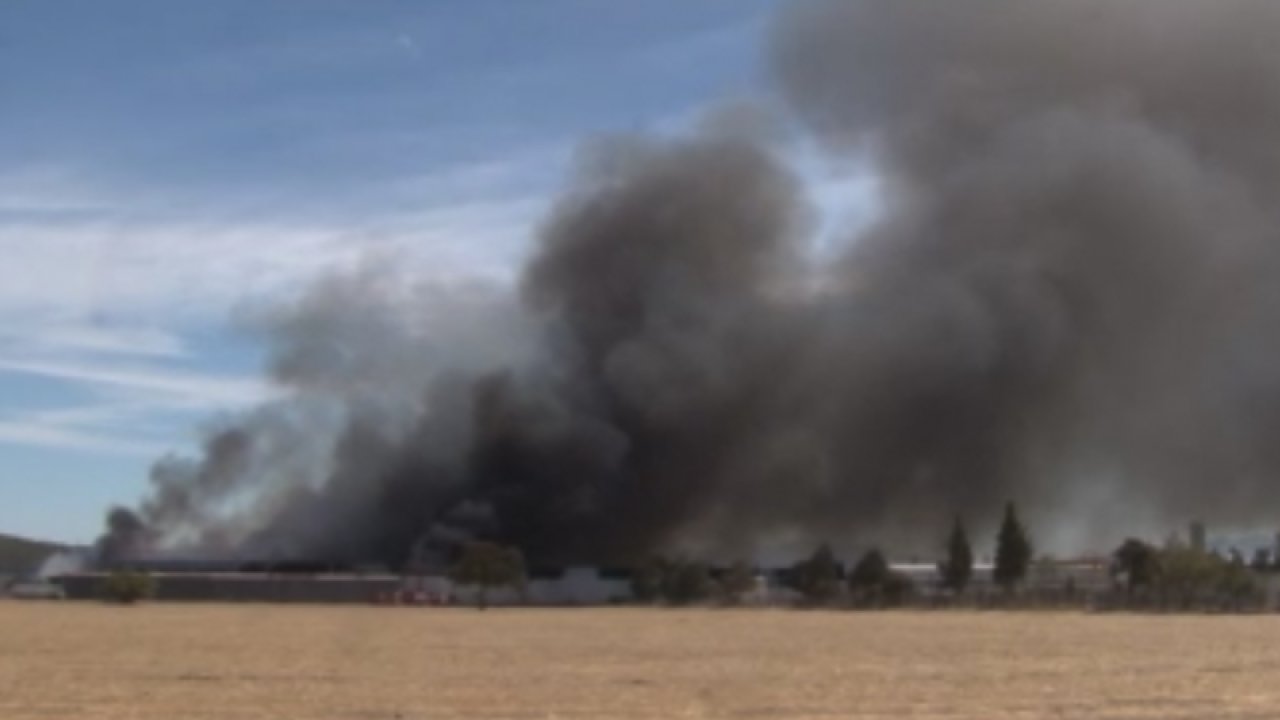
[8,581,65,600]
[528,568,631,605]
[890,563,999,596]
[421,568,634,606]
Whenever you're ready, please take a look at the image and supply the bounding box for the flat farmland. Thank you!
[3,603,1280,719]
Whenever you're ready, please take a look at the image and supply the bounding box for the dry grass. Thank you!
[3,603,1280,719]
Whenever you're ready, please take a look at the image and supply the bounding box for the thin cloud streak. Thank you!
[0,419,167,457]
[0,357,273,409]
[5,323,188,360]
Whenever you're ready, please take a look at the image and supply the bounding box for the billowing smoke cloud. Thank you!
[772,0,1280,549]
[100,0,1280,568]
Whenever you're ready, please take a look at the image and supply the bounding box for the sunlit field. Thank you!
[3,603,1279,719]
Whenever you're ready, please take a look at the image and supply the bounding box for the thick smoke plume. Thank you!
[101,0,1280,567]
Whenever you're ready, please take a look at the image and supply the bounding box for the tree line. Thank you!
[447,501,1277,613]
[94,500,1274,612]
[1108,536,1266,611]
[629,502,1033,608]
[446,502,1037,609]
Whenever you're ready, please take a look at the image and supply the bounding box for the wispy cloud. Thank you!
[0,357,272,409]
[0,391,189,457]
[0,148,554,460]
[0,417,167,457]
[0,154,552,325]
[0,353,272,457]
[2,323,187,360]
[0,164,119,216]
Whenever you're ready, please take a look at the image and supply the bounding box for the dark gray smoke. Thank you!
[100,0,1280,567]
[772,0,1280,550]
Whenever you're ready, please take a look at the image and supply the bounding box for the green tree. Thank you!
[938,518,974,595]
[630,557,717,605]
[881,571,916,607]
[848,548,891,606]
[1157,541,1221,609]
[1250,548,1272,572]
[449,542,526,609]
[848,548,916,607]
[1217,554,1259,610]
[101,570,154,604]
[789,544,842,605]
[660,559,715,605]
[1112,538,1160,595]
[993,502,1032,592]
[849,548,890,588]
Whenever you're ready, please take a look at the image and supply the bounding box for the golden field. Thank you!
[3,603,1279,719]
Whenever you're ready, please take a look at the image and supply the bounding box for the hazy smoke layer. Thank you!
[101,0,1280,567]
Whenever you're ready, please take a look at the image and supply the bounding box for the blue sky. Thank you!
[0,1,795,544]
[1,1,886,545]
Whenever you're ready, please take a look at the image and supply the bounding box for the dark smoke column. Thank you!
[470,132,809,563]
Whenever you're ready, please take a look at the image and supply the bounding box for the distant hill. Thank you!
[0,533,69,577]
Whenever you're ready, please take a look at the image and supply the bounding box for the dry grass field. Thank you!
[3,603,1280,719]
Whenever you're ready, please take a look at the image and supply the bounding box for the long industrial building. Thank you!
[56,571,404,604]
[50,559,1118,606]
[52,566,635,605]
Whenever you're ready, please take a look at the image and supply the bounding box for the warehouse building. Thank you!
[56,571,403,603]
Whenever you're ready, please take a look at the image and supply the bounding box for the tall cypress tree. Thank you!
[938,517,974,594]
[993,502,1032,591]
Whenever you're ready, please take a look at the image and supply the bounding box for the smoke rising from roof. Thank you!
[100,0,1280,567]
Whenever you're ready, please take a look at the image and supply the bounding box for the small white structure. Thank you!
[7,581,65,600]
[528,567,631,605]
[417,567,634,607]
[890,562,998,596]
[1028,558,1112,595]
[738,574,779,606]
[753,573,803,606]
